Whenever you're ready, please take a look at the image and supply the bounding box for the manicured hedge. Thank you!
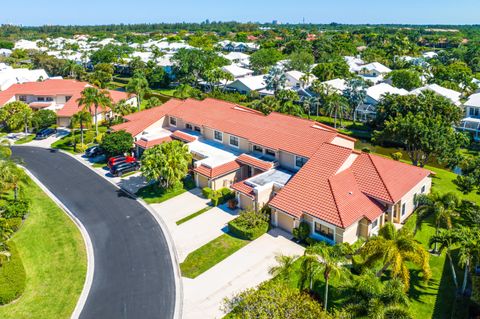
[228,219,269,240]
[0,242,26,305]
[202,187,235,207]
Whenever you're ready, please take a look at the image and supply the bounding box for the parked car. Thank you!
[107,155,136,168]
[85,145,105,158]
[35,128,56,140]
[110,161,140,177]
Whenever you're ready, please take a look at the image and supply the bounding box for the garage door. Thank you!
[276,211,294,232]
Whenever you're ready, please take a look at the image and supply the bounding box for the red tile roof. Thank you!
[171,130,197,143]
[269,143,431,228]
[236,154,274,171]
[112,99,184,137]
[134,136,172,149]
[0,79,130,118]
[194,160,241,179]
[232,181,255,198]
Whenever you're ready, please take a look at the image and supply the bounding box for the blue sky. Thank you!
[1,0,479,26]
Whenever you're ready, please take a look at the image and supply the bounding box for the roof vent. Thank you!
[348,191,353,195]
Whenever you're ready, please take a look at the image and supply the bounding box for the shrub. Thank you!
[361,147,371,153]
[76,143,87,153]
[390,152,403,161]
[202,187,213,199]
[228,210,269,240]
[1,199,30,219]
[0,242,26,305]
[5,218,22,233]
[292,221,310,242]
[100,130,134,158]
[31,109,57,131]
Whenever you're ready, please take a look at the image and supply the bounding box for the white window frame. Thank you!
[265,148,276,158]
[214,130,223,142]
[186,123,193,130]
[229,135,239,148]
[371,217,379,230]
[401,203,406,216]
[169,116,177,127]
[312,219,336,242]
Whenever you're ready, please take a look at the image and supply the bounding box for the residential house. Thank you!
[0,67,49,91]
[358,62,392,84]
[0,79,135,126]
[222,52,250,67]
[322,78,347,93]
[285,70,317,89]
[355,83,408,122]
[411,83,462,106]
[0,49,12,57]
[113,98,431,244]
[222,65,254,79]
[458,93,480,140]
[218,41,259,52]
[226,75,266,94]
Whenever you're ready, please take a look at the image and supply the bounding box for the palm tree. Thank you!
[305,242,347,310]
[429,229,459,290]
[77,87,112,136]
[343,78,367,123]
[415,192,459,252]
[0,160,26,200]
[299,254,322,292]
[264,66,287,97]
[361,223,431,290]
[113,99,135,116]
[323,93,350,129]
[126,76,149,111]
[71,111,92,146]
[268,254,297,281]
[455,227,480,295]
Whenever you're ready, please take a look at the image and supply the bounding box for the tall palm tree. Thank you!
[415,192,459,252]
[0,160,26,200]
[268,254,297,281]
[126,76,149,111]
[429,229,459,290]
[113,99,135,116]
[71,111,92,146]
[299,254,322,292]
[264,66,287,97]
[306,242,347,310]
[323,93,350,129]
[455,227,480,295]
[361,223,431,290]
[77,87,112,136]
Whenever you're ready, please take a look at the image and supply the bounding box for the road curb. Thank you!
[57,148,184,319]
[21,167,95,319]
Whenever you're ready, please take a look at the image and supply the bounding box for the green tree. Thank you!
[312,59,351,82]
[360,223,431,290]
[0,160,26,200]
[223,281,332,319]
[389,69,422,90]
[145,97,162,109]
[31,109,57,131]
[264,66,287,97]
[429,229,460,290]
[287,50,314,72]
[268,254,297,281]
[76,87,112,136]
[141,141,192,189]
[112,99,135,116]
[323,93,350,128]
[126,75,149,111]
[173,84,204,100]
[249,48,283,73]
[0,101,33,133]
[343,78,368,122]
[100,130,133,158]
[305,242,347,310]
[89,63,114,88]
[250,96,280,115]
[71,111,92,147]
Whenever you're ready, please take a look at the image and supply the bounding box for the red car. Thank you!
[108,155,136,168]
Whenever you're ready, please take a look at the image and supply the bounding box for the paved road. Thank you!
[12,146,176,319]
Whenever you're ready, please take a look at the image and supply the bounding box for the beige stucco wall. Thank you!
[238,193,254,211]
[276,210,295,232]
[57,116,70,127]
[211,170,240,191]
[196,173,209,189]
[255,184,274,209]
[278,151,296,171]
[399,176,432,223]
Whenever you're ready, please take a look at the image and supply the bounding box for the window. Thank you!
[371,218,378,229]
[214,130,223,142]
[46,97,53,102]
[295,156,308,168]
[253,145,263,153]
[229,135,239,147]
[401,203,406,216]
[186,123,193,130]
[421,185,426,193]
[314,222,334,240]
[65,96,72,102]
[194,126,201,133]
[37,97,45,102]
[19,96,27,102]
[265,149,276,157]
[169,117,177,126]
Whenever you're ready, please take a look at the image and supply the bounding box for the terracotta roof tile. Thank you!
[232,181,255,198]
[171,130,197,143]
[194,160,241,179]
[236,154,274,171]
[134,136,172,149]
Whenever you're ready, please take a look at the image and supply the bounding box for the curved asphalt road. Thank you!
[12,146,176,319]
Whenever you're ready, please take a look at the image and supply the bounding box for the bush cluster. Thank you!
[0,242,26,305]
[202,187,235,206]
[292,221,310,242]
[1,199,30,219]
[228,210,269,240]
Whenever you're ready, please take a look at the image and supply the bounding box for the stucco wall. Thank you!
[278,151,296,171]
[238,193,254,211]
[211,170,240,191]
[399,176,432,223]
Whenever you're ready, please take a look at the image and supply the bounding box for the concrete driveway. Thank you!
[182,228,304,319]
[150,190,238,261]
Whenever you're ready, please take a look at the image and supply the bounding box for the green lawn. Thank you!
[0,177,87,319]
[136,177,195,204]
[14,135,35,145]
[180,233,250,279]
[153,88,176,97]
[176,206,212,225]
